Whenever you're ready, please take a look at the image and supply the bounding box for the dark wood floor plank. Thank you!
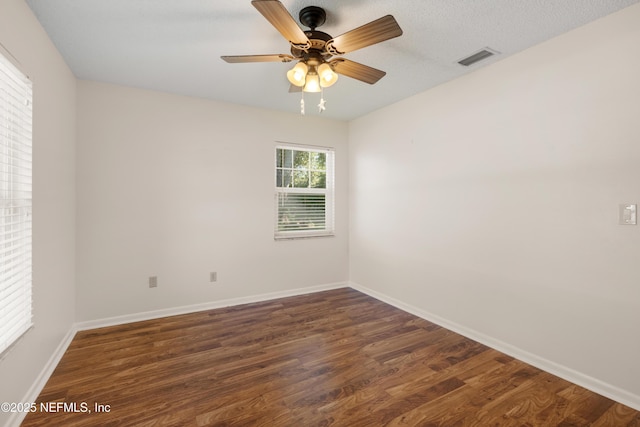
[21,287,639,426]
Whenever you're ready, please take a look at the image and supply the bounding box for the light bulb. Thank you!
[318,63,338,88]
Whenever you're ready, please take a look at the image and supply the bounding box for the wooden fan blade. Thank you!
[327,15,402,55]
[221,54,294,63]
[329,58,386,84]
[288,84,302,93]
[251,0,311,48]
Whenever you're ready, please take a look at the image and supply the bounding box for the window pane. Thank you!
[294,150,309,169]
[287,150,294,168]
[276,169,293,188]
[276,149,284,168]
[310,171,326,188]
[310,152,326,171]
[278,149,293,168]
[283,169,292,187]
[293,170,309,188]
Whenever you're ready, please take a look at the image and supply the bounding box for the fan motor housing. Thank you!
[291,7,333,60]
[291,30,333,60]
[299,6,326,30]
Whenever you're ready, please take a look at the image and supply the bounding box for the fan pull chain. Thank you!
[300,91,305,115]
[318,89,326,113]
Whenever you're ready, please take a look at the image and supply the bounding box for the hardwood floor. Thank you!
[22,288,640,426]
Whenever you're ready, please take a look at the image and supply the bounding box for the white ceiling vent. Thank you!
[457,48,500,66]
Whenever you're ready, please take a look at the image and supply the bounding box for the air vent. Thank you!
[458,48,499,66]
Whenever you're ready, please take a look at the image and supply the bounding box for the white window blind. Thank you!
[0,50,33,356]
[275,144,334,239]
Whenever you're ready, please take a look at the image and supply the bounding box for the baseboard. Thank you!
[349,281,640,412]
[5,326,78,427]
[75,282,348,331]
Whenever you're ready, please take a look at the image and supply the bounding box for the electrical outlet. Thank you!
[210,272,217,282]
[149,276,158,288]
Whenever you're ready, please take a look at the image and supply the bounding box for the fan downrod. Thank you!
[299,6,326,30]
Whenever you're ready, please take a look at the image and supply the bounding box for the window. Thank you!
[275,144,334,239]
[0,50,33,356]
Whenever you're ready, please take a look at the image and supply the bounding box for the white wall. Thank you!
[76,81,349,321]
[0,0,76,425]
[349,3,640,406]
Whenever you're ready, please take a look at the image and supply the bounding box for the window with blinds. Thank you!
[0,51,33,356]
[275,144,334,239]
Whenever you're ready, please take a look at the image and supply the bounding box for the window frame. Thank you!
[274,142,335,240]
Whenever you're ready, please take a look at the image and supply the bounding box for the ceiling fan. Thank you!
[221,0,403,95]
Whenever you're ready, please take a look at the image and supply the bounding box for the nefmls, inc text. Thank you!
[39,401,111,413]
[1,401,111,413]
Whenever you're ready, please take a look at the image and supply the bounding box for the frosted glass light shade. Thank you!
[318,63,338,88]
[303,73,321,92]
[287,62,308,87]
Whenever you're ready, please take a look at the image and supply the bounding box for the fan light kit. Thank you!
[222,0,403,114]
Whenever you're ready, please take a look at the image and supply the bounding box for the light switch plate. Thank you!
[619,204,637,225]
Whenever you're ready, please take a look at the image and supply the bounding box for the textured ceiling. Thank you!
[26,0,640,121]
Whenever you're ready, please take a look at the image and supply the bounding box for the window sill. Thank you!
[274,232,335,241]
